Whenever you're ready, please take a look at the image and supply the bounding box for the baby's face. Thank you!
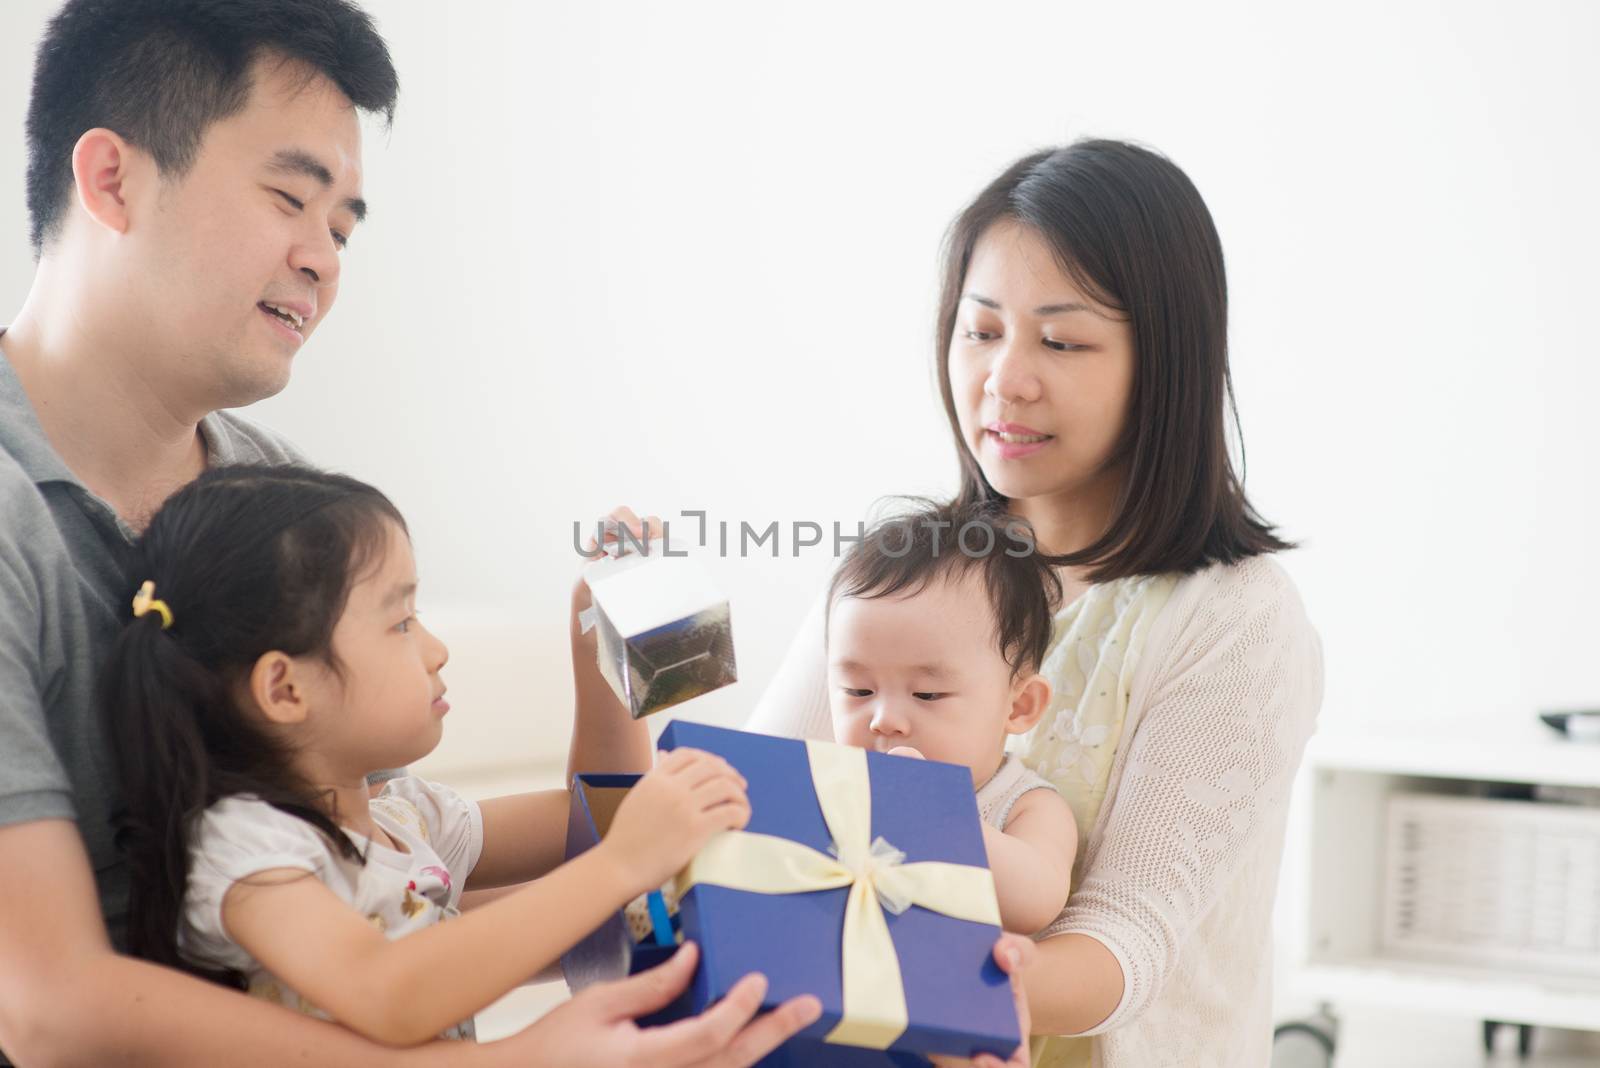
[827,571,1027,786]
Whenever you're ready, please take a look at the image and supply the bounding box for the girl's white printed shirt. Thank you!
[180,774,484,1041]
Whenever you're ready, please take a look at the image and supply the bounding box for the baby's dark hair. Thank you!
[826,499,1063,677]
[101,463,405,984]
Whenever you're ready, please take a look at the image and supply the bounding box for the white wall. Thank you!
[3,0,1598,772]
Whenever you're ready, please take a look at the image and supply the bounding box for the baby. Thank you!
[826,501,1076,935]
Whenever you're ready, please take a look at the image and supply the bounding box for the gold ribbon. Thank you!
[674,741,1002,1050]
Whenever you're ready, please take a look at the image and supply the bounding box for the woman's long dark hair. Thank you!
[936,139,1293,581]
[101,464,406,983]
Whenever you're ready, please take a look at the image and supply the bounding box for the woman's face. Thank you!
[948,219,1135,514]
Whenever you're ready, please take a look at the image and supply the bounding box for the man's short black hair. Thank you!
[827,499,1064,678]
[25,0,399,252]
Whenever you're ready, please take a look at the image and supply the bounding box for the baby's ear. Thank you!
[1004,672,1052,735]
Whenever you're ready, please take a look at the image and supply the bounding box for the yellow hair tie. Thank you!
[131,580,174,630]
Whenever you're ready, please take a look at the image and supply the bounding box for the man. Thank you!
[0,2,819,1063]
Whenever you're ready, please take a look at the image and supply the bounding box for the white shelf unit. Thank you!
[1295,725,1600,1034]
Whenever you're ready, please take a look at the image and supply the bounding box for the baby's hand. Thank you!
[886,746,926,760]
[600,747,750,892]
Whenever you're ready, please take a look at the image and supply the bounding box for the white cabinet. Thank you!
[1292,726,1600,1041]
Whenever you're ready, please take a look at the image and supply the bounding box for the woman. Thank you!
[748,140,1324,1068]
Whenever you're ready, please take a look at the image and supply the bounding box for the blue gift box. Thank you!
[560,721,1019,1065]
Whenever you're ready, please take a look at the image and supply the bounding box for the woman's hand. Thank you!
[883,763,1037,1068]
[929,933,1036,1068]
[501,941,822,1068]
[599,747,750,892]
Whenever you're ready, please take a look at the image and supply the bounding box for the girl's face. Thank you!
[948,219,1136,519]
[298,521,451,779]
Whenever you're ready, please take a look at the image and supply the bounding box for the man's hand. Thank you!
[515,941,822,1068]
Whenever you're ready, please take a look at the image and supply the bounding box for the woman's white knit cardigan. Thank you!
[745,555,1324,1068]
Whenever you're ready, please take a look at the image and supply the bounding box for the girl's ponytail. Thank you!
[104,610,236,981]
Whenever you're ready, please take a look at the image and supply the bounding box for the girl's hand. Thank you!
[567,506,665,780]
[929,933,1036,1068]
[600,747,750,892]
[571,505,666,657]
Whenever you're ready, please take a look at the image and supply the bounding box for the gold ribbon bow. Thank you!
[674,741,1002,1050]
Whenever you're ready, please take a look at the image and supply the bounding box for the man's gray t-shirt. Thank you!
[0,336,304,951]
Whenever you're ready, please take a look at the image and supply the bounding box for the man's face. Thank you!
[130,55,365,409]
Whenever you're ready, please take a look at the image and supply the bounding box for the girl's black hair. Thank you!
[101,463,406,985]
[935,139,1294,581]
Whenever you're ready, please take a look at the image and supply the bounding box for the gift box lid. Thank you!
[587,549,725,637]
[657,720,1020,1062]
[582,545,738,719]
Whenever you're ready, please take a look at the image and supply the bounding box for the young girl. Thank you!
[824,501,1078,938]
[102,463,751,1046]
